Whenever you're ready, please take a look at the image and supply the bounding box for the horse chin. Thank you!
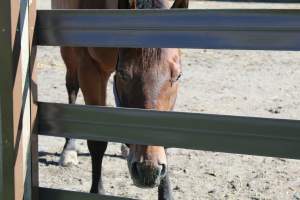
[132,177,161,189]
[127,159,162,188]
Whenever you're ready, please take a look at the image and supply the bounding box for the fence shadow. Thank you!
[38,151,125,166]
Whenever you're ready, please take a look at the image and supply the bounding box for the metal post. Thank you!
[0,0,37,199]
[0,0,16,199]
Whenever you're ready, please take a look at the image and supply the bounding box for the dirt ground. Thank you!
[37,1,300,199]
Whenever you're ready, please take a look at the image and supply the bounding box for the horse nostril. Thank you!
[131,162,166,177]
[160,164,167,177]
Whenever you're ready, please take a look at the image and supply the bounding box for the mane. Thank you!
[136,0,168,69]
[141,48,162,69]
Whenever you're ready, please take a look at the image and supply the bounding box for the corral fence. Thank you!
[1,0,300,199]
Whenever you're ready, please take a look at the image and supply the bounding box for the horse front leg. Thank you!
[77,48,113,194]
[59,47,80,166]
[158,171,173,200]
[59,71,80,166]
[59,138,79,166]
[88,141,108,194]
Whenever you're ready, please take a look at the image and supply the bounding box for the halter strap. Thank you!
[113,56,122,107]
[113,75,122,107]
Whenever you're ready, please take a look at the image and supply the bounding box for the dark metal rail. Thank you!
[38,102,300,159]
[39,187,134,200]
[209,0,300,2]
[37,9,300,50]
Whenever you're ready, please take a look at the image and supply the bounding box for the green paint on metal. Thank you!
[0,97,3,199]
[37,9,300,50]
[38,102,300,159]
[39,187,135,200]
[0,0,15,199]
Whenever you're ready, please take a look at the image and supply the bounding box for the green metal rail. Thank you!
[39,188,134,200]
[38,102,300,159]
[37,9,300,50]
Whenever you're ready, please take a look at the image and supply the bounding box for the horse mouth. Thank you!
[128,161,163,188]
[132,177,161,188]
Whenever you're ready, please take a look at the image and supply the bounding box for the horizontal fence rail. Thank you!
[39,187,134,200]
[36,9,300,50]
[39,102,300,159]
[211,0,300,2]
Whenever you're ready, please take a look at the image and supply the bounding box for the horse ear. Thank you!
[118,0,130,9]
[171,0,189,9]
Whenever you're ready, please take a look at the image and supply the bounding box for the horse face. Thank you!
[116,0,188,188]
[114,48,181,187]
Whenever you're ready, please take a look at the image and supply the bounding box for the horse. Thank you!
[51,0,188,199]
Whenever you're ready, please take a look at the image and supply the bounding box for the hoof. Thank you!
[121,144,129,159]
[59,150,78,166]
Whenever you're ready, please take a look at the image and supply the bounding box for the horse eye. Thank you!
[116,69,131,81]
[176,72,182,81]
[170,72,182,84]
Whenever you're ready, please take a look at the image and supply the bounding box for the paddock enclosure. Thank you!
[1,0,300,199]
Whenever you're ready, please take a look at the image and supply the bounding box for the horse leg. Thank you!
[88,141,107,194]
[77,49,112,194]
[158,173,173,200]
[59,47,80,166]
[121,144,129,158]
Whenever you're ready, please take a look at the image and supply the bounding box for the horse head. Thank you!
[116,0,188,188]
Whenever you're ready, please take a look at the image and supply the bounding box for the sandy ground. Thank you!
[37,1,300,199]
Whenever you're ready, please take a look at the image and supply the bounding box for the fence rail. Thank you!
[204,0,300,2]
[39,187,133,200]
[37,9,300,50]
[39,102,300,159]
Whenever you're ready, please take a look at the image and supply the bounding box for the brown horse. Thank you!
[52,0,188,199]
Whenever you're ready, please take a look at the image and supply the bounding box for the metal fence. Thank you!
[37,9,300,50]
[1,1,300,200]
[0,0,38,200]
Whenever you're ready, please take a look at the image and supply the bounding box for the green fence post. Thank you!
[0,0,16,199]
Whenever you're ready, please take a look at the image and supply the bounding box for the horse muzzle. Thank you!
[129,160,167,188]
